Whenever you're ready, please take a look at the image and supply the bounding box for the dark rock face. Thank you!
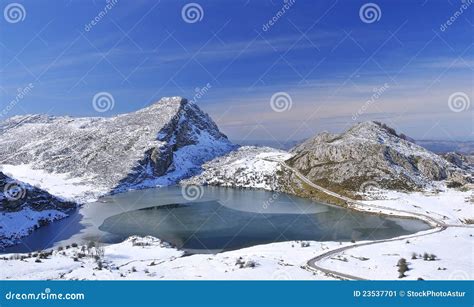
[0,172,75,213]
[442,152,473,171]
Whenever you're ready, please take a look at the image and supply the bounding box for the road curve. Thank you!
[269,159,471,280]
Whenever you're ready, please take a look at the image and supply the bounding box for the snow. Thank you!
[133,130,235,188]
[1,164,102,203]
[183,146,292,190]
[356,184,473,225]
[0,236,336,280]
[318,227,473,280]
[0,208,67,248]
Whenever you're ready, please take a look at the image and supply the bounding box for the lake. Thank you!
[2,186,430,254]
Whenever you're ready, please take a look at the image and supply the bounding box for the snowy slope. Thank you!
[0,97,234,202]
[0,236,335,280]
[183,146,292,190]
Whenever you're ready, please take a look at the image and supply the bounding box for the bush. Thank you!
[300,242,310,248]
[423,252,437,261]
[235,257,244,266]
[397,258,408,278]
[244,260,257,268]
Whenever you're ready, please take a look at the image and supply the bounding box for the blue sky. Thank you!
[0,0,472,142]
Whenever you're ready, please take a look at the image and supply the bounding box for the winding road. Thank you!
[269,159,472,280]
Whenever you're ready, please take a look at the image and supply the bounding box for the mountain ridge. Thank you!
[0,97,234,201]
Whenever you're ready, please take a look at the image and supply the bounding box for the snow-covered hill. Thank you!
[0,97,234,202]
[183,146,291,190]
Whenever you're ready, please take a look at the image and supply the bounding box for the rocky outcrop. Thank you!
[442,152,473,172]
[284,121,469,196]
[0,172,76,248]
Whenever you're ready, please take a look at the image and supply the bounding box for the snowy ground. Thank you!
[318,227,473,280]
[356,185,473,225]
[0,236,339,280]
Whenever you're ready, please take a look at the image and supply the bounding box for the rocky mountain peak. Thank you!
[0,97,234,200]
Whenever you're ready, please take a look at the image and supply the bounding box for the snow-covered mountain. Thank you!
[0,97,234,201]
[285,121,469,195]
[0,172,75,248]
